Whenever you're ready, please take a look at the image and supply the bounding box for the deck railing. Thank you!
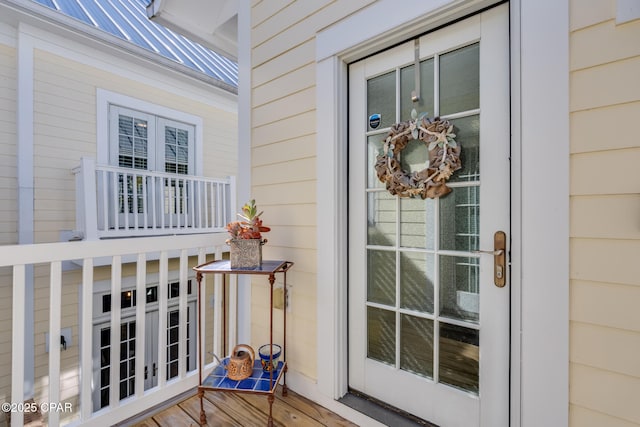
[0,233,234,426]
[74,157,235,240]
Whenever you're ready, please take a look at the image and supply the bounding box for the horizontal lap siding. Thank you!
[249,0,374,381]
[570,2,640,426]
[0,43,17,246]
[0,43,17,407]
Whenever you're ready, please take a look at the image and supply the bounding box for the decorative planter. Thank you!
[258,343,282,372]
[228,238,265,269]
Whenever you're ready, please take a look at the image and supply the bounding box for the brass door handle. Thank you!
[473,231,506,287]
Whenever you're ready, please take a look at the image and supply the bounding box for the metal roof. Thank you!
[30,0,238,88]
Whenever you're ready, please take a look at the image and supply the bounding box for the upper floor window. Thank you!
[109,105,195,175]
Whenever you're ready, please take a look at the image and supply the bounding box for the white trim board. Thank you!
[315,1,569,426]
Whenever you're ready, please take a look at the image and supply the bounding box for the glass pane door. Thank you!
[348,5,510,426]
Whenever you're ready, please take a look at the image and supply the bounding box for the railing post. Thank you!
[228,175,237,227]
[79,157,99,241]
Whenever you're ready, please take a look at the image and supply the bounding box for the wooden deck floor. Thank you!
[132,387,359,427]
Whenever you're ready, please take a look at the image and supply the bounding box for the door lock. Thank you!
[472,231,507,287]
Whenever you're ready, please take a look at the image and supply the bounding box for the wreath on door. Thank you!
[374,110,462,199]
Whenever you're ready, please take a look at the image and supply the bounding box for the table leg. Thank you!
[198,387,206,425]
[267,394,275,427]
[282,363,289,397]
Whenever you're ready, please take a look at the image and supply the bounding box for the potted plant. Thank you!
[226,200,270,268]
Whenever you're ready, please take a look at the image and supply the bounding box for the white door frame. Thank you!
[315,1,569,426]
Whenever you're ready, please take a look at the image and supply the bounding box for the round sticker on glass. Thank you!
[369,114,381,129]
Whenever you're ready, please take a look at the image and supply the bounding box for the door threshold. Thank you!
[339,390,438,427]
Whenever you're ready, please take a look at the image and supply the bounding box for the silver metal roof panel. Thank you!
[31,0,238,88]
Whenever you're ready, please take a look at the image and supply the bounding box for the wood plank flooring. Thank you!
[133,387,358,427]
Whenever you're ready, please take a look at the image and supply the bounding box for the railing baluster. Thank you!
[178,250,188,378]
[11,264,26,427]
[132,172,139,230]
[203,182,210,229]
[135,253,146,398]
[109,256,122,409]
[48,261,62,427]
[157,252,168,387]
[111,172,119,232]
[80,258,94,421]
[189,179,196,230]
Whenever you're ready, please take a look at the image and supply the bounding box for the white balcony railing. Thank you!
[0,233,235,426]
[74,158,235,240]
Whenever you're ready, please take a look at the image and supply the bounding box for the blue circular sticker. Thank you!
[369,114,381,129]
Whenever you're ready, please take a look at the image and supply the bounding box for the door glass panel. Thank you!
[440,43,479,115]
[448,115,480,183]
[367,306,395,365]
[439,323,479,394]
[367,249,396,305]
[439,256,480,323]
[400,314,433,378]
[367,134,386,188]
[400,58,435,120]
[367,71,396,130]
[367,191,396,246]
[400,251,434,313]
[400,197,435,249]
[439,186,480,252]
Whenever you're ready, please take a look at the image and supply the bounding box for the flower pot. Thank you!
[229,238,265,269]
[258,343,282,372]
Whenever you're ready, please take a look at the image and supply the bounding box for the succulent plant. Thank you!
[226,199,271,240]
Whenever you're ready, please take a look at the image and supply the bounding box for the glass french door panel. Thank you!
[367,249,396,305]
[400,197,435,249]
[400,58,435,121]
[167,309,179,379]
[439,323,479,394]
[400,314,434,378]
[439,43,480,116]
[367,306,395,365]
[119,322,136,400]
[367,191,396,246]
[400,251,434,313]
[367,71,396,130]
[439,185,480,252]
[447,115,480,183]
[439,255,480,323]
[367,134,386,189]
[99,327,110,408]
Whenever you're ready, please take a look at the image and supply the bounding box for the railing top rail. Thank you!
[0,233,229,267]
[73,163,233,185]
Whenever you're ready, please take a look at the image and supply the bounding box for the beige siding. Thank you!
[0,42,16,406]
[0,43,17,246]
[249,0,375,382]
[570,2,640,426]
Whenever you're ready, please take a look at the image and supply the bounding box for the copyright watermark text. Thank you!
[1,401,73,413]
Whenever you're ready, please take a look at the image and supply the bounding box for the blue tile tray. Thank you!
[201,359,285,394]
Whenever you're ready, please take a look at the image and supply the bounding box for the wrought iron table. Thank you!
[193,259,293,426]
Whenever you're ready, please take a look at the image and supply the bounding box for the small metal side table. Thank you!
[193,259,293,427]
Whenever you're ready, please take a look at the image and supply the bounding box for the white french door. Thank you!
[348,5,509,427]
[108,106,195,228]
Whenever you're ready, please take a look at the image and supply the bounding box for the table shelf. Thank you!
[200,359,286,394]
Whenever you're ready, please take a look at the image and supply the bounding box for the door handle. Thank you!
[472,231,506,288]
[153,363,157,377]
[144,366,148,380]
